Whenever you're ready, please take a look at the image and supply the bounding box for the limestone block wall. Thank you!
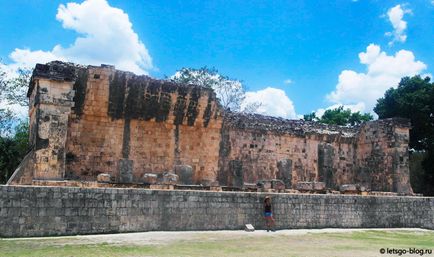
[356,119,412,193]
[8,63,77,185]
[0,186,433,237]
[218,114,360,189]
[64,66,222,184]
[8,61,413,194]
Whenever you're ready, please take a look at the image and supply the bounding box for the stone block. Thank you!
[243,182,257,190]
[97,173,111,183]
[271,179,285,190]
[313,182,326,191]
[284,189,299,194]
[209,181,220,187]
[174,165,193,185]
[118,159,133,183]
[256,180,271,190]
[339,184,357,193]
[143,173,158,184]
[328,190,341,194]
[295,182,313,191]
[229,160,243,188]
[159,172,179,185]
[277,159,292,188]
[210,186,222,192]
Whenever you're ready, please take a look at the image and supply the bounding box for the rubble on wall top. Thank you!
[369,117,411,128]
[28,61,411,133]
[28,61,216,96]
[32,61,86,81]
[224,112,359,137]
[28,61,87,96]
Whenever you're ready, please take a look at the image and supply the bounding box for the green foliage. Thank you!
[303,106,373,126]
[0,60,31,184]
[6,67,31,107]
[0,120,29,184]
[170,67,221,89]
[170,67,261,113]
[374,75,434,195]
[303,112,317,122]
[0,61,31,135]
[0,108,15,135]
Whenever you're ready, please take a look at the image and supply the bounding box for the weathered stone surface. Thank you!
[0,185,433,238]
[150,184,174,190]
[210,186,222,191]
[313,182,326,191]
[229,160,243,188]
[143,173,158,184]
[97,173,111,183]
[294,182,325,192]
[339,184,358,193]
[159,172,179,185]
[174,165,193,185]
[257,180,272,190]
[200,180,219,187]
[284,189,300,194]
[8,61,414,195]
[295,182,313,191]
[318,144,335,189]
[271,179,285,190]
[277,159,292,188]
[119,159,133,183]
[243,182,257,190]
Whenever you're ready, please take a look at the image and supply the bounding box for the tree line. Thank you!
[0,64,31,184]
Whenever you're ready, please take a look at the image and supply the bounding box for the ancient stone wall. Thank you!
[218,113,359,189]
[218,113,411,193]
[66,66,222,184]
[356,119,411,192]
[0,186,433,237]
[8,61,413,194]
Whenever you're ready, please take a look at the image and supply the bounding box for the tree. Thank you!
[0,120,29,184]
[6,67,31,107]
[170,67,260,113]
[0,62,31,135]
[303,112,317,122]
[303,106,373,126]
[374,75,434,195]
[0,60,31,184]
[0,63,13,134]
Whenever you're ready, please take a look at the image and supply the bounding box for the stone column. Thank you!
[32,78,75,180]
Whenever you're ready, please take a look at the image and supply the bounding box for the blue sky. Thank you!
[1,0,433,118]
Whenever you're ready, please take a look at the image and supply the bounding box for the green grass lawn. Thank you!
[0,230,433,257]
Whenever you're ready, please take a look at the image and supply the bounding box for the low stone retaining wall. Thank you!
[0,185,433,237]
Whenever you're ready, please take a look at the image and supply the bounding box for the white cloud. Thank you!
[241,87,297,119]
[326,44,426,113]
[8,0,153,75]
[385,4,411,45]
[283,79,293,85]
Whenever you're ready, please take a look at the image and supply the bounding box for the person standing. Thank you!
[264,196,275,232]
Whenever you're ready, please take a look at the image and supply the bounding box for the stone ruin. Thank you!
[7,61,414,195]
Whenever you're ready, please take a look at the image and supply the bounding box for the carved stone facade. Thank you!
[8,61,413,194]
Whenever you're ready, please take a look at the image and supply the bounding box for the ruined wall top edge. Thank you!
[28,60,411,136]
